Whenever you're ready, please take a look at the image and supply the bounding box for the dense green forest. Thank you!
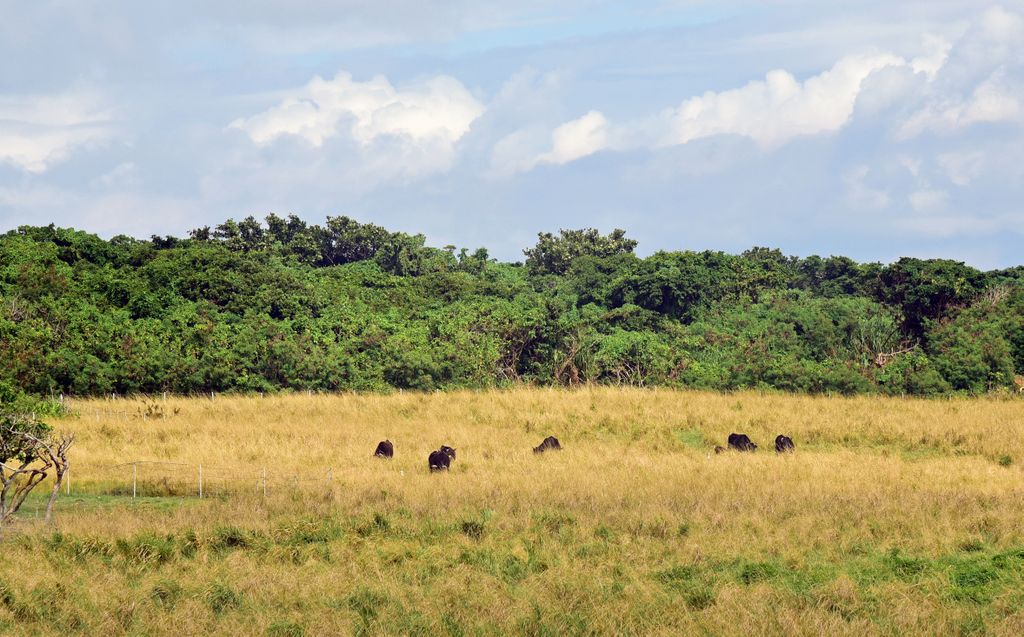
[1,215,1022,402]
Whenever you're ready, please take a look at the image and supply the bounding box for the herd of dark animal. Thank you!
[714,433,795,454]
[375,432,793,472]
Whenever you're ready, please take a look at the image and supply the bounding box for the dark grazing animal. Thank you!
[533,436,562,454]
[428,445,456,472]
[727,433,758,452]
[775,435,795,453]
[373,440,394,458]
[714,446,726,454]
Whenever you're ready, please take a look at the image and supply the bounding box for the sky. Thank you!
[1,1,1022,268]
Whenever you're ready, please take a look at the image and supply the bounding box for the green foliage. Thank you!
[524,227,637,276]
[1,410,53,467]
[0,219,1020,398]
[878,257,987,340]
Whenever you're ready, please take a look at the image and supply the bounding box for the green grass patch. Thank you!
[673,428,709,450]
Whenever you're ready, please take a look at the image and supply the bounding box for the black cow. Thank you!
[533,436,562,454]
[775,435,795,453]
[428,445,456,472]
[373,440,394,458]
[727,433,758,452]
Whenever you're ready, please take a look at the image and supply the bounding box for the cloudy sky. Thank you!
[1,1,1022,267]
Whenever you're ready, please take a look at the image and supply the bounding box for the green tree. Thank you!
[524,228,637,276]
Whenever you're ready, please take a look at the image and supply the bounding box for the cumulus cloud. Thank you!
[896,6,1024,138]
[515,48,938,173]
[229,71,484,177]
[898,69,1022,137]
[666,53,905,148]
[910,35,953,78]
[0,90,113,173]
[509,5,1023,176]
[495,110,610,174]
[535,111,610,165]
[937,151,985,186]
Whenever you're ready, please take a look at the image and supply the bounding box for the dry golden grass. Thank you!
[2,388,1024,636]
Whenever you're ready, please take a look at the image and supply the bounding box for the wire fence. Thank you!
[60,460,338,500]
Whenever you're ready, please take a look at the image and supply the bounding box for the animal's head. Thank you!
[440,445,456,459]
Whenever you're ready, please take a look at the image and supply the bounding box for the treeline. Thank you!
[1,215,1022,399]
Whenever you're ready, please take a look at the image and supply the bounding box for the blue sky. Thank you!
[1,1,1022,268]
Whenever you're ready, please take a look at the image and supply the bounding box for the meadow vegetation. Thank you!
[2,388,1024,636]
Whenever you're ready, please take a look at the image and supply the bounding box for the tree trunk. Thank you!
[44,464,67,524]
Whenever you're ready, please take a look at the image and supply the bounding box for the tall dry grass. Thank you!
[2,388,1023,636]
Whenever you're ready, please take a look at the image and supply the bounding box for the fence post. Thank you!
[262,468,267,497]
[132,463,137,499]
[199,464,203,499]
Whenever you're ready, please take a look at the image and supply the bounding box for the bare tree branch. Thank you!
[1,418,74,527]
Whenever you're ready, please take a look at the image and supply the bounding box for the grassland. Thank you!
[2,388,1024,636]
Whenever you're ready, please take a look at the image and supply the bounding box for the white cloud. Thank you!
[937,151,985,186]
[536,110,609,166]
[229,71,485,178]
[499,6,1023,180]
[909,188,949,212]
[978,4,1024,42]
[899,69,1022,137]
[895,6,1024,139]
[490,128,549,177]
[507,110,610,173]
[667,53,905,148]
[90,162,139,190]
[895,212,1024,239]
[0,184,198,237]
[843,165,891,210]
[498,51,913,175]
[910,35,952,78]
[0,90,113,173]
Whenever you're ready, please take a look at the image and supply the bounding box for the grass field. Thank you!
[2,388,1024,636]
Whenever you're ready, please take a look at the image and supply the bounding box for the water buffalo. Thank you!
[533,436,562,454]
[373,440,394,458]
[428,445,456,472]
[775,435,795,453]
[727,433,758,452]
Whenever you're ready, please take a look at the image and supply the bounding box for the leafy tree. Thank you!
[524,228,637,276]
[0,219,1020,398]
[878,258,988,340]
